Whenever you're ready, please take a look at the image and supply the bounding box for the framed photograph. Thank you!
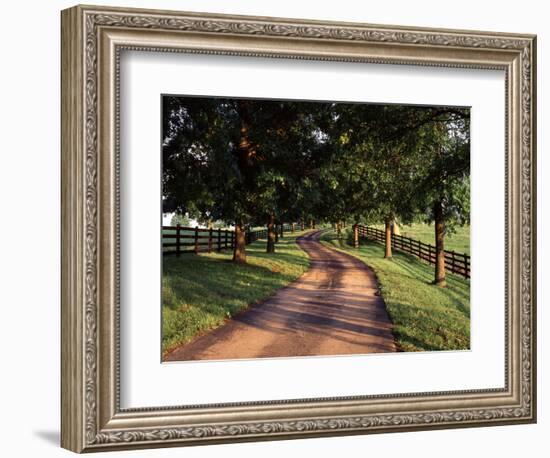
[61,4,537,453]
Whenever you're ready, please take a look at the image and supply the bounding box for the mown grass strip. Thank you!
[162,230,311,355]
[321,229,470,352]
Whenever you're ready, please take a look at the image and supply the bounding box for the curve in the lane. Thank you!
[165,230,397,361]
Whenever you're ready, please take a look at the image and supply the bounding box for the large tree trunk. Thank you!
[336,221,342,238]
[434,200,446,287]
[384,216,392,258]
[232,219,247,263]
[232,101,254,265]
[280,223,284,239]
[266,214,276,253]
[301,220,305,231]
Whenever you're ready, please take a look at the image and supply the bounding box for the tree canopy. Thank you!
[162,95,470,282]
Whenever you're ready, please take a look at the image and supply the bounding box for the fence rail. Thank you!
[163,223,296,255]
[357,225,470,278]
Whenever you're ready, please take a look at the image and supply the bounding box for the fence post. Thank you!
[176,224,181,256]
[194,226,199,254]
[280,223,284,239]
[217,228,221,251]
[353,224,359,248]
[291,223,295,233]
[208,227,213,253]
[464,253,469,278]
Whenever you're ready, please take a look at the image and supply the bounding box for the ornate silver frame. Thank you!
[61,4,537,453]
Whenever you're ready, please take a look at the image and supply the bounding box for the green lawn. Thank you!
[399,223,470,254]
[321,229,470,352]
[162,230,311,356]
[373,223,470,255]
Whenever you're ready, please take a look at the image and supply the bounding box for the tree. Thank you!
[321,104,424,256]
[170,213,191,227]
[162,95,470,281]
[162,97,254,262]
[162,97,331,262]
[346,104,469,270]
[410,111,470,286]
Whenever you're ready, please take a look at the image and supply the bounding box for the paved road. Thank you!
[165,230,397,361]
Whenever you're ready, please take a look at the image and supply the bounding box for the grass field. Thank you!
[374,223,470,254]
[399,223,470,254]
[162,230,311,356]
[321,229,470,352]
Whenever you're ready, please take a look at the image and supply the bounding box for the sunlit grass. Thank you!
[373,222,470,255]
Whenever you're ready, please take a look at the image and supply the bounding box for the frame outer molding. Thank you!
[61,5,86,453]
[61,4,536,453]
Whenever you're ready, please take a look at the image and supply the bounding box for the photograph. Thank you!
[161,96,471,362]
[57,3,536,452]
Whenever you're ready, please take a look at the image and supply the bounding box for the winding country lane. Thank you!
[165,230,397,361]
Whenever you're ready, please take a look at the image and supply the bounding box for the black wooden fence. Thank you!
[357,225,470,278]
[163,223,296,255]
